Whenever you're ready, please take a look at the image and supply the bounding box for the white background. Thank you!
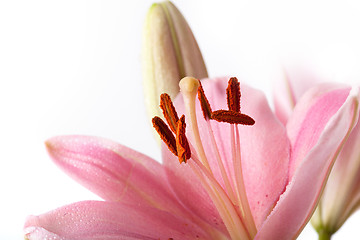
[1,0,360,239]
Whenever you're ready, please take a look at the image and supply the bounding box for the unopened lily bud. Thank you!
[142,1,208,123]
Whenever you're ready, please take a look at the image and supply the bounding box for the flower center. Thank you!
[152,77,256,240]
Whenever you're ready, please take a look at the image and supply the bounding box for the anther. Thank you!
[176,115,191,163]
[211,110,255,125]
[226,77,241,112]
[152,116,178,156]
[160,93,179,133]
[197,80,212,120]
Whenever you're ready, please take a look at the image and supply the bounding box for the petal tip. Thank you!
[349,85,360,101]
[44,136,65,156]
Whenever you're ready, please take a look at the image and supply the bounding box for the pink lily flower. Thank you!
[24,76,359,239]
[274,69,360,239]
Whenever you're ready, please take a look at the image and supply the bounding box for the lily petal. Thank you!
[256,86,360,239]
[24,201,208,240]
[287,83,350,179]
[45,135,185,216]
[273,71,297,125]
[162,145,229,236]
[273,67,326,125]
[319,112,360,231]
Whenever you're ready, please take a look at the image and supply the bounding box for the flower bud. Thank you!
[142,1,208,123]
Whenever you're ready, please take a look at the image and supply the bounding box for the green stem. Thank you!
[318,229,332,240]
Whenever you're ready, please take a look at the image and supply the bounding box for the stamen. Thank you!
[154,76,258,239]
[152,116,177,156]
[233,124,257,238]
[226,77,241,112]
[176,115,191,163]
[223,77,257,237]
[212,110,255,125]
[197,80,212,120]
[160,93,179,133]
[179,77,211,170]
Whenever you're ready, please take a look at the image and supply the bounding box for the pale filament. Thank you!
[189,149,250,240]
[205,120,238,205]
[233,124,257,238]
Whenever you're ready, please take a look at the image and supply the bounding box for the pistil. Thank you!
[179,77,211,171]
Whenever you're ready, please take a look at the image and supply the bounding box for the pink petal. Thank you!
[255,86,360,239]
[320,111,360,230]
[45,135,187,217]
[273,67,326,124]
[162,146,229,236]
[24,201,208,240]
[167,77,290,228]
[287,83,350,179]
[273,71,297,125]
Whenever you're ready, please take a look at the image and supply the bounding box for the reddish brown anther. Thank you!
[160,93,179,133]
[211,110,255,125]
[197,80,212,120]
[176,115,191,163]
[152,116,178,156]
[226,77,241,112]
